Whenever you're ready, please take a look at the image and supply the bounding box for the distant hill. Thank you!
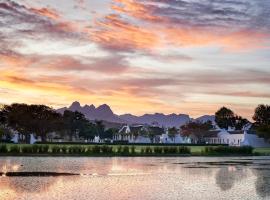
[119,113,191,127]
[57,101,125,123]
[194,115,215,123]
[57,101,214,128]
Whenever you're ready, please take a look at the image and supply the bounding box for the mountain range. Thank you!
[57,101,215,128]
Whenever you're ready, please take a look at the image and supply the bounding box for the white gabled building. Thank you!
[202,124,270,147]
[114,125,184,144]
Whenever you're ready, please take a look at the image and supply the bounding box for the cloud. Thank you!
[91,0,270,52]
[0,0,84,42]
[91,14,160,52]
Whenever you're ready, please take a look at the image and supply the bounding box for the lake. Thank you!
[0,156,269,200]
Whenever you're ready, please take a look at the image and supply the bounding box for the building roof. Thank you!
[228,130,244,134]
[118,125,164,136]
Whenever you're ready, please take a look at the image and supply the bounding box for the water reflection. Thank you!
[0,157,269,200]
[0,177,57,193]
[215,167,247,191]
[253,169,270,198]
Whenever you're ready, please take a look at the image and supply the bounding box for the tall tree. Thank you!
[253,104,270,140]
[168,127,178,138]
[95,120,105,136]
[63,110,88,141]
[181,121,213,142]
[2,104,61,142]
[215,107,235,129]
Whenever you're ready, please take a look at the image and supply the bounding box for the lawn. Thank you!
[253,148,270,155]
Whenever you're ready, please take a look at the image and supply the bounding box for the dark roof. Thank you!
[130,126,143,134]
[202,131,219,138]
[228,130,244,134]
[148,126,164,135]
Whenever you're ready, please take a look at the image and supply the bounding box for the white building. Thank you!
[114,125,184,144]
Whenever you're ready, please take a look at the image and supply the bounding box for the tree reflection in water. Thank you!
[0,177,57,194]
[215,166,247,191]
[253,169,270,198]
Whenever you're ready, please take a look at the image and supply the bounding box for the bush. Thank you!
[51,145,61,153]
[122,146,129,154]
[32,145,39,153]
[0,144,8,153]
[92,145,101,154]
[21,145,33,153]
[40,145,49,153]
[204,146,253,155]
[61,146,67,154]
[168,147,177,154]
[117,146,123,154]
[178,146,191,154]
[131,146,136,154]
[145,146,152,154]
[101,145,113,154]
[68,145,86,154]
[9,145,20,153]
[154,146,163,154]
[163,147,170,154]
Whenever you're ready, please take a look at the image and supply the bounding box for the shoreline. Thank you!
[0,153,266,157]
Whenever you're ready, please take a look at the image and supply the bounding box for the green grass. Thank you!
[254,148,270,155]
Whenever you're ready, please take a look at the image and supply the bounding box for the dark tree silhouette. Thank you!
[215,107,235,129]
[253,104,270,140]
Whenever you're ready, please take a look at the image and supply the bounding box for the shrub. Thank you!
[32,145,39,153]
[122,146,130,154]
[131,146,136,154]
[0,144,8,153]
[168,147,177,154]
[178,146,191,154]
[9,145,20,153]
[117,146,123,154]
[140,147,145,154]
[204,146,253,155]
[101,145,113,154]
[61,146,67,154]
[21,145,33,153]
[154,146,163,154]
[145,146,152,154]
[51,145,61,153]
[163,147,170,154]
[40,145,49,153]
[92,145,101,154]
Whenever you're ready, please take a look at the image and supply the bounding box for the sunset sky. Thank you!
[0,0,270,119]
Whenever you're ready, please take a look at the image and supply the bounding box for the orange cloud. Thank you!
[30,7,60,20]
[89,0,270,51]
[91,14,161,51]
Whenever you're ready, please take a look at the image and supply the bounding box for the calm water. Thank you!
[0,156,269,200]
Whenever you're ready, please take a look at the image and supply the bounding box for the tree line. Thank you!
[0,103,117,143]
[0,103,269,143]
[181,104,270,142]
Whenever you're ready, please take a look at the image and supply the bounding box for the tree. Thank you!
[79,121,97,140]
[95,120,105,136]
[181,121,213,142]
[253,104,270,140]
[2,104,61,142]
[215,107,235,129]
[102,128,118,139]
[168,127,178,140]
[63,110,88,141]
[234,115,249,130]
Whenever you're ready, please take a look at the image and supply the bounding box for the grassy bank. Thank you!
[0,144,265,156]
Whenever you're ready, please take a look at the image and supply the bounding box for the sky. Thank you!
[0,0,270,119]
